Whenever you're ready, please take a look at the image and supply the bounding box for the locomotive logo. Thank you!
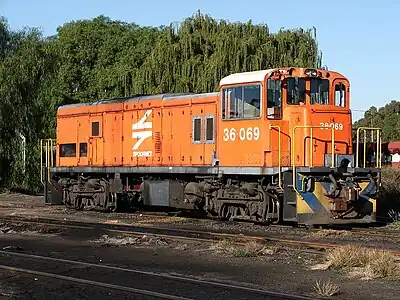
[132,109,153,157]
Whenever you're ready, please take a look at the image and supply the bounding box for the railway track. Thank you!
[0,249,314,300]
[349,227,400,239]
[0,215,335,250]
[1,215,400,257]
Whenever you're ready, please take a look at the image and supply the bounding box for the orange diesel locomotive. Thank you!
[41,67,382,225]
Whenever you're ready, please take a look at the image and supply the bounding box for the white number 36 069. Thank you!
[319,122,343,131]
[223,127,260,141]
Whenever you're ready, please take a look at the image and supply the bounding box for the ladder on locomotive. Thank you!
[40,139,60,204]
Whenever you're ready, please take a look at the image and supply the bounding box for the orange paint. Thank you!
[56,68,352,169]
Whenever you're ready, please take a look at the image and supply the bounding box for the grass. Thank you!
[310,229,351,239]
[313,279,340,297]
[387,221,400,229]
[312,244,399,280]
[378,167,400,221]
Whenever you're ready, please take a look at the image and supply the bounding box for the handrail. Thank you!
[355,127,382,168]
[40,139,56,185]
[291,125,335,197]
[269,125,282,189]
[291,125,335,168]
[40,139,44,185]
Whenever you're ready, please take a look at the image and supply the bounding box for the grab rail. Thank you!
[40,139,56,185]
[355,127,382,168]
[269,125,282,189]
[291,126,335,197]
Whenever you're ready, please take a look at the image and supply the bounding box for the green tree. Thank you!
[0,24,58,190]
[0,11,323,192]
[135,12,322,94]
[354,101,400,142]
[53,15,161,103]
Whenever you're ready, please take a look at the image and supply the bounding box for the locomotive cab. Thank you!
[280,68,353,168]
[217,68,355,169]
[217,67,381,225]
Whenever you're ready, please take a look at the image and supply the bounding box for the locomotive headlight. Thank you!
[304,69,318,77]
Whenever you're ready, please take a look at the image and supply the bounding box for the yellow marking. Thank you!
[370,199,377,213]
[313,183,331,211]
[296,194,313,214]
[358,182,377,213]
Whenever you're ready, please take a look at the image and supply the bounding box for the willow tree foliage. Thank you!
[0,12,323,191]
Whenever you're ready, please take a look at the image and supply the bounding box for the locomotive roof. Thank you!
[58,92,219,110]
[219,69,276,86]
[219,68,347,86]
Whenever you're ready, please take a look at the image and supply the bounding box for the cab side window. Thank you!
[192,117,202,144]
[92,121,100,136]
[222,84,261,120]
[60,143,76,157]
[335,83,346,107]
[266,79,282,119]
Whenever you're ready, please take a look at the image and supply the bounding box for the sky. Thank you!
[1,0,398,121]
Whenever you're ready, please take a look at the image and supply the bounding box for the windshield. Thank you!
[286,78,306,105]
[286,77,330,105]
[310,78,329,104]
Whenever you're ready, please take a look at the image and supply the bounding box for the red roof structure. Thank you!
[388,142,400,154]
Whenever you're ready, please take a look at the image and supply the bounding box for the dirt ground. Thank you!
[0,193,399,299]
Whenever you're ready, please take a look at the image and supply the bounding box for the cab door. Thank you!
[88,114,104,166]
[331,77,352,156]
[265,77,290,167]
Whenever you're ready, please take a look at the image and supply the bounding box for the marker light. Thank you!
[304,69,318,77]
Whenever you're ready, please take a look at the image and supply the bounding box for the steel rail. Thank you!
[0,264,192,300]
[0,250,315,300]
[1,215,400,256]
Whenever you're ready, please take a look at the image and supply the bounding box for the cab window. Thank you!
[310,78,329,105]
[60,143,76,157]
[335,83,346,107]
[91,121,100,136]
[222,84,261,120]
[266,78,282,119]
[286,78,306,105]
